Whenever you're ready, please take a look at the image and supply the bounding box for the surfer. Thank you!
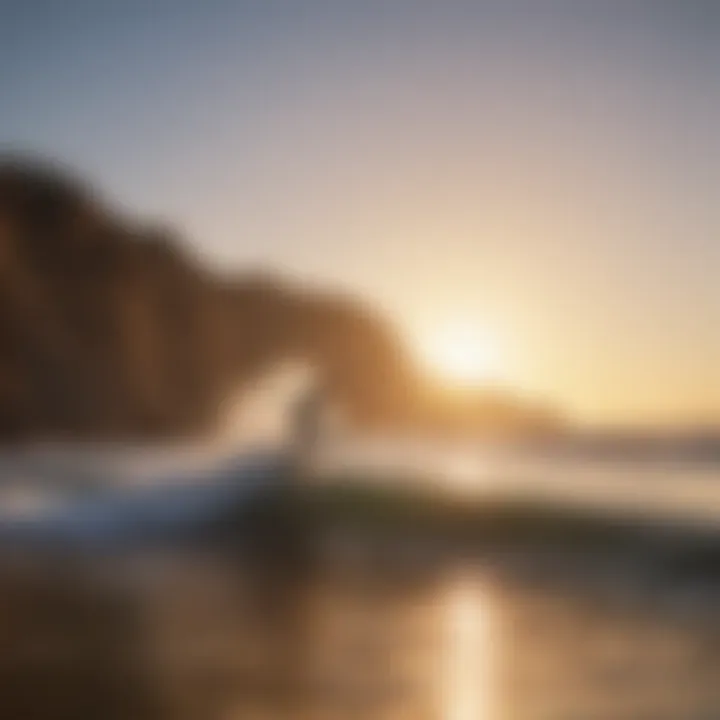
[291,379,326,469]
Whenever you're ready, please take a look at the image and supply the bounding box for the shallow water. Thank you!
[1,533,719,720]
[1,441,720,718]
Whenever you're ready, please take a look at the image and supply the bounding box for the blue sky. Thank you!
[1,1,718,423]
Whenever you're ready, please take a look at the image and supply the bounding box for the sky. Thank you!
[1,0,718,426]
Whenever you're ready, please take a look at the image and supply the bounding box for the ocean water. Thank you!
[0,439,719,718]
[1,439,720,529]
[0,525,718,720]
[320,439,720,528]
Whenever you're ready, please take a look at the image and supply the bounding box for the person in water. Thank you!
[291,379,326,466]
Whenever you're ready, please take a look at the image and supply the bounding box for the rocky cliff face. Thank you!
[0,159,558,442]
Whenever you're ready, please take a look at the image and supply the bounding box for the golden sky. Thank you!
[3,1,718,425]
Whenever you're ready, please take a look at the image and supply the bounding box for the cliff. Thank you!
[0,159,559,442]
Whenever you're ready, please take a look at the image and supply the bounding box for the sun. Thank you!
[422,322,504,387]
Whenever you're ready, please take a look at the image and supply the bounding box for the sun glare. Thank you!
[423,323,504,387]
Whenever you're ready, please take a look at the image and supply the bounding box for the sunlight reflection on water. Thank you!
[443,572,493,720]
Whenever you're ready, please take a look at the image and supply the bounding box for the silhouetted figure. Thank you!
[291,380,326,470]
